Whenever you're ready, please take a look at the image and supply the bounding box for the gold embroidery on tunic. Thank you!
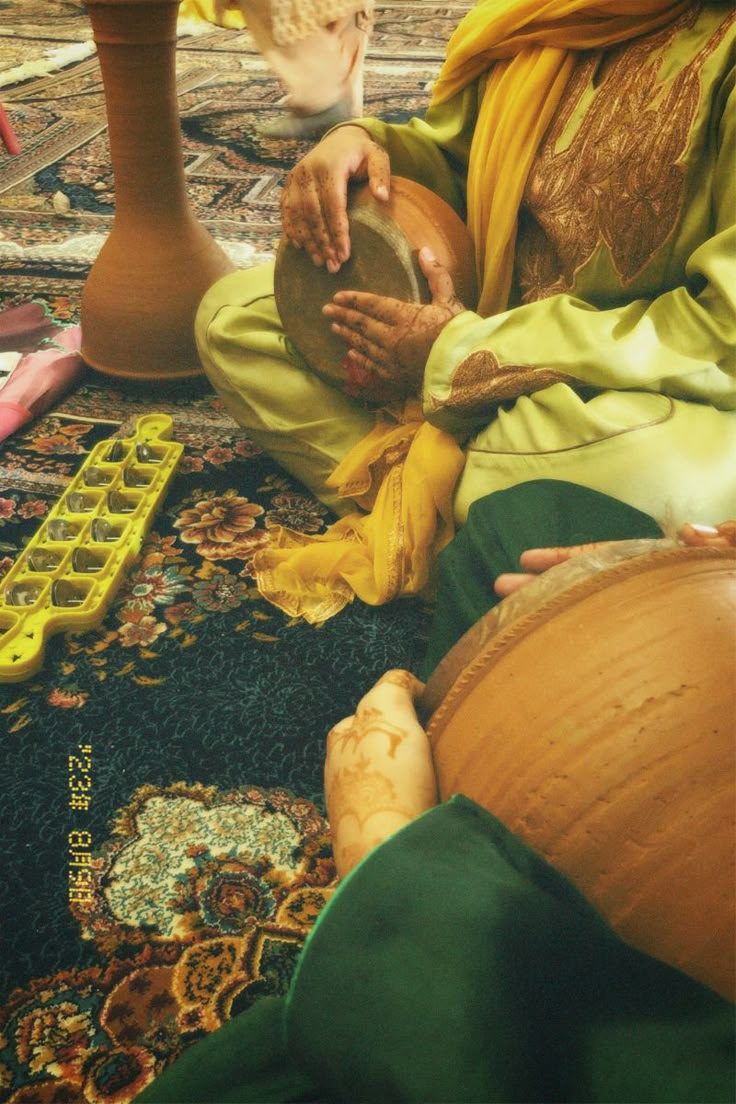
[427,351,575,418]
[516,6,734,301]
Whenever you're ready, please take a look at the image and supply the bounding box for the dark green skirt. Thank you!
[137,797,734,1104]
[420,478,663,678]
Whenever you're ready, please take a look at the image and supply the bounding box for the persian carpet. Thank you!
[0,3,472,1101]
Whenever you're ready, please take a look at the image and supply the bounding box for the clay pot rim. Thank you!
[422,544,736,736]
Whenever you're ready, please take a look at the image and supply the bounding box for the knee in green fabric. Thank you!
[134,996,315,1103]
[420,480,663,679]
[195,264,286,375]
[192,263,376,514]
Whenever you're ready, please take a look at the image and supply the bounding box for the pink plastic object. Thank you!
[0,326,85,442]
[0,102,21,155]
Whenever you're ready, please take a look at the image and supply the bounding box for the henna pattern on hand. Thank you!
[329,706,411,760]
[325,669,437,876]
[375,668,423,692]
[327,758,419,832]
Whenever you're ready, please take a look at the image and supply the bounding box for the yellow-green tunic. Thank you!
[196,1,736,531]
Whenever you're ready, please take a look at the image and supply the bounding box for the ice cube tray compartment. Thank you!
[0,414,183,682]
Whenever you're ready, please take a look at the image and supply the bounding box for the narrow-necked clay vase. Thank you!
[274,176,478,403]
[423,545,736,1001]
[80,0,235,382]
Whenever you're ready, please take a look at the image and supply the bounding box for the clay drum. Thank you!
[274,177,477,403]
[423,545,736,1001]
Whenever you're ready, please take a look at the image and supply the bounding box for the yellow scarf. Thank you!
[254,0,689,624]
[177,0,246,30]
[434,0,690,315]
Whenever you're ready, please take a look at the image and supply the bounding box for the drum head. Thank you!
[274,177,477,404]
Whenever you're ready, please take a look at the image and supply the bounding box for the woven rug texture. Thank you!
[0,4,471,1101]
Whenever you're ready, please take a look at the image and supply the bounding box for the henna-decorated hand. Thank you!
[493,521,736,597]
[325,670,438,879]
[323,246,466,399]
[280,125,390,274]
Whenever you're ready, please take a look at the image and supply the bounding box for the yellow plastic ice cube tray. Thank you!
[0,414,183,683]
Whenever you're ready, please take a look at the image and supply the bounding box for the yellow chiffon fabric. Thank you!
[253,0,690,623]
[255,400,465,621]
[177,0,246,30]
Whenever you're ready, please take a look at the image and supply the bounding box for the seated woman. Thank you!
[136,509,736,1103]
[194,0,736,622]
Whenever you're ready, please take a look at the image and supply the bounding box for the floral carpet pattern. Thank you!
[0,393,433,1103]
[2,781,335,1104]
[0,5,471,1101]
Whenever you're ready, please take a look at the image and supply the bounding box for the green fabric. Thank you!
[135,995,314,1103]
[452,385,736,529]
[419,479,664,679]
[287,797,735,1103]
[137,797,735,1104]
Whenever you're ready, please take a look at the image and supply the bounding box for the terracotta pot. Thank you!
[274,176,478,403]
[80,0,235,382]
[424,546,736,1000]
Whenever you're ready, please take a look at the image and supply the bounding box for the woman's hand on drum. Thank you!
[280,125,390,274]
[322,246,466,398]
[493,521,736,598]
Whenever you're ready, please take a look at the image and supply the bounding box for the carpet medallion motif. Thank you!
[0,393,432,1103]
[0,4,471,1100]
[1,781,334,1103]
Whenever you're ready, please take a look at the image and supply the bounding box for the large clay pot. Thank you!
[423,545,736,1000]
[274,176,478,404]
[80,0,235,382]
